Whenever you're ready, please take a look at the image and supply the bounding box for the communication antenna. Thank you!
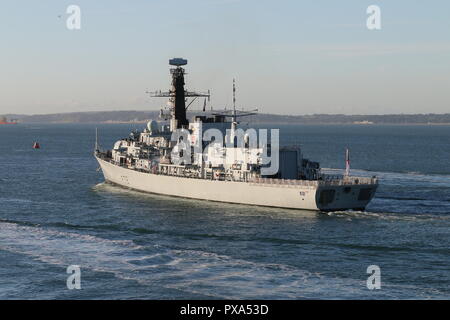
[233,78,236,113]
[211,78,258,121]
[95,128,99,152]
[232,78,237,130]
[211,78,257,146]
[345,148,350,176]
[210,92,213,111]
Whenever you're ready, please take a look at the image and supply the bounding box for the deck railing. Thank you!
[249,176,377,187]
[318,176,378,186]
[98,151,378,187]
[249,178,319,187]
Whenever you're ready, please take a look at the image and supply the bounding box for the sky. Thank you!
[0,0,449,115]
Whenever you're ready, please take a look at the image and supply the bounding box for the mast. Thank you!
[95,127,98,152]
[150,58,210,131]
[231,78,237,133]
[212,78,258,145]
[345,148,350,176]
[171,62,188,128]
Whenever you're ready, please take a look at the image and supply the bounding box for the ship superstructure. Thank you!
[95,59,378,211]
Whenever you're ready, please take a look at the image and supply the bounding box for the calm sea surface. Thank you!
[0,123,449,299]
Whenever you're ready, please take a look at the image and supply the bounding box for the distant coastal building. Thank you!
[353,120,374,125]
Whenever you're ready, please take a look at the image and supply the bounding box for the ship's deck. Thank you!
[96,151,377,188]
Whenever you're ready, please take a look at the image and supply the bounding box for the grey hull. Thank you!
[96,157,377,211]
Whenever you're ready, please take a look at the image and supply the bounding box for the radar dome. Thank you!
[169,58,188,66]
[147,120,159,133]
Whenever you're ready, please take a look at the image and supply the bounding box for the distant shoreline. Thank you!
[3,111,450,125]
[5,121,450,126]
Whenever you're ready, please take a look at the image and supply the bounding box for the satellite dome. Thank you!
[147,120,159,133]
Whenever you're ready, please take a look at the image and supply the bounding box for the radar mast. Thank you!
[149,58,210,131]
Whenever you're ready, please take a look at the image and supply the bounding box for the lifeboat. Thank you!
[33,142,40,149]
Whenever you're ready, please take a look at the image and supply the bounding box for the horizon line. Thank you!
[2,110,450,117]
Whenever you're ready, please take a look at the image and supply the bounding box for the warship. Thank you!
[95,58,378,211]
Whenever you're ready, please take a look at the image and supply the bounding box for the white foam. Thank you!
[0,221,446,299]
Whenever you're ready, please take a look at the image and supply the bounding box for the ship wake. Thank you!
[0,221,446,299]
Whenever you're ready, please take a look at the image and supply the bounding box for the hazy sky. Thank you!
[1,0,449,115]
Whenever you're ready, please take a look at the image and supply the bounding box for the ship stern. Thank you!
[315,178,378,212]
